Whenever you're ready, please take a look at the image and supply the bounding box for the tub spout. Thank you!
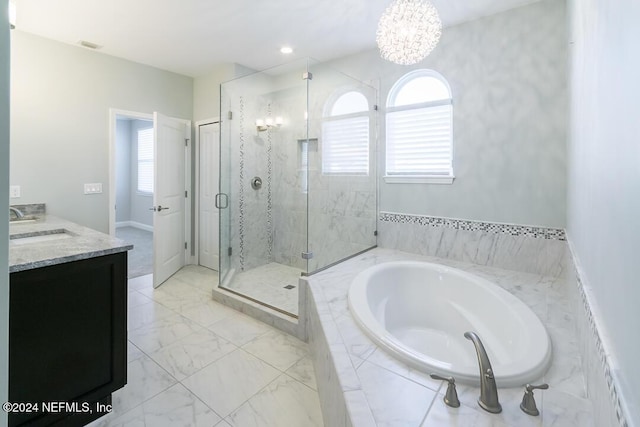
[464,331,502,413]
[9,207,25,219]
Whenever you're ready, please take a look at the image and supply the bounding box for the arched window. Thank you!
[385,69,453,183]
[321,90,370,175]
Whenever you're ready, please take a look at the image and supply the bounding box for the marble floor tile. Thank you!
[150,328,237,381]
[171,265,219,293]
[128,300,175,331]
[285,356,318,391]
[141,288,206,313]
[180,299,239,327]
[207,312,272,346]
[110,354,176,416]
[127,274,153,291]
[127,341,145,363]
[181,348,281,417]
[242,329,309,371]
[128,313,203,354]
[93,267,323,427]
[226,374,323,427]
[128,290,153,309]
[103,383,221,427]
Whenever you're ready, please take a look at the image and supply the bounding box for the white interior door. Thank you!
[198,122,220,270]
[153,112,190,288]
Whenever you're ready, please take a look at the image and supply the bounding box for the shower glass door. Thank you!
[218,59,311,316]
[306,62,378,273]
[218,96,233,287]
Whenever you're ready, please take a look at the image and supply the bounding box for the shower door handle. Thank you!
[215,193,229,209]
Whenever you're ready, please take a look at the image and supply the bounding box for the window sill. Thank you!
[383,175,455,184]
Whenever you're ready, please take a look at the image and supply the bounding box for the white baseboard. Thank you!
[116,221,153,232]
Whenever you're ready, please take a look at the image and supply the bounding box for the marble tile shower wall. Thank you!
[226,92,273,272]
[269,74,377,273]
[271,94,308,271]
[224,67,377,275]
[378,212,568,277]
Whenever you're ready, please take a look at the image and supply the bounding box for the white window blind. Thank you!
[137,128,154,193]
[385,69,453,181]
[386,103,452,176]
[322,116,369,175]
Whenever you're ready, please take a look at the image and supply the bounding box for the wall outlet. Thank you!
[84,183,103,194]
[10,185,21,198]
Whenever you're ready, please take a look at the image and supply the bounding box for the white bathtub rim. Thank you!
[348,260,553,387]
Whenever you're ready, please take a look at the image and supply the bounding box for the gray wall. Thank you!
[115,119,131,223]
[568,0,640,423]
[193,63,254,122]
[10,31,193,233]
[329,0,568,228]
[1,0,9,423]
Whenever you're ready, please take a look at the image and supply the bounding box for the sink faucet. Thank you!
[464,331,502,413]
[9,207,25,219]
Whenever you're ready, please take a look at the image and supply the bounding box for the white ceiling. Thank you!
[14,0,539,77]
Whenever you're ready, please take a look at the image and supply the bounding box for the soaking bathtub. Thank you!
[348,261,552,387]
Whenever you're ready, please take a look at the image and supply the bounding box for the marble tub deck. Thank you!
[305,248,594,427]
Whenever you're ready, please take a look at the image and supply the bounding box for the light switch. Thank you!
[84,183,103,194]
[10,185,21,198]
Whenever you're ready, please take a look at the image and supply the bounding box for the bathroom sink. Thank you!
[10,229,74,245]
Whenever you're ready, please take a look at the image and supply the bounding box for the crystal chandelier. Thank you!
[376,0,442,65]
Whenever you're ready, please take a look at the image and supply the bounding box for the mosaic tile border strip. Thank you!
[379,212,566,241]
[574,265,629,427]
[238,96,246,270]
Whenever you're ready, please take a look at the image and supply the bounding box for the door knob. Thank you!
[148,206,170,212]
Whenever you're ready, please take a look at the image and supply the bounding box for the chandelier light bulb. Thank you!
[376,0,442,65]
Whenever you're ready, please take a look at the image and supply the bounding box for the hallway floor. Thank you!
[88,266,323,427]
[115,226,153,279]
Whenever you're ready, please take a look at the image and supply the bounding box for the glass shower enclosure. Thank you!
[218,58,377,317]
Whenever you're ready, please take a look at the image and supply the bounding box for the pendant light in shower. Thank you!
[376,0,442,65]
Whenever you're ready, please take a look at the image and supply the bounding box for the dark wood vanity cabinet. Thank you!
[9,252,128,427]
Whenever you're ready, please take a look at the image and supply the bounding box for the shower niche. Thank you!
[218,58,377,316]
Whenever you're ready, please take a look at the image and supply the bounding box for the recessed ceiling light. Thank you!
[280,46,293,54]
[79,40,102,50]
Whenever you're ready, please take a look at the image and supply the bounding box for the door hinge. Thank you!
[185,242,188,250]
[185,138,189,146]
[228,111,233,120]
[302,72,313,80]
[228,247,232,256]
[373,104,379,111]
[374,230,378,236]
[301,251,314,260]
[185,190,188,198]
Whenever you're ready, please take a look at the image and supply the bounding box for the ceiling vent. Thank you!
[79,40,102,50]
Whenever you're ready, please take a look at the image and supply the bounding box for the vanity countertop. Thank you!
[9,215,133,273]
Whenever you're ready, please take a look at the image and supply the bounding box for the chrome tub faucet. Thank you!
[464,331,502,413]
[9,206,25,219]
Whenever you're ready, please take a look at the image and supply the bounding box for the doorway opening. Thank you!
[108,109,192,288]
[114,116,154,278]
